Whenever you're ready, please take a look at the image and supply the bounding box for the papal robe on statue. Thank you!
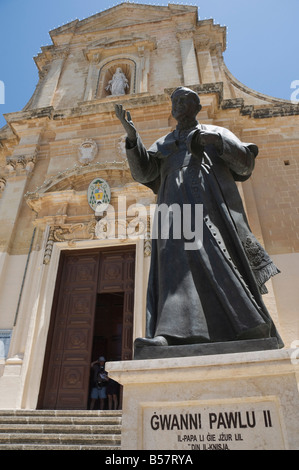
[126,122,283,347]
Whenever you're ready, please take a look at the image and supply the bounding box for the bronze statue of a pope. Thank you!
[115,87,283,350]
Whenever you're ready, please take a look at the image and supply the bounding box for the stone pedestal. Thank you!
[106,349,299,450]
[134,338,279,360]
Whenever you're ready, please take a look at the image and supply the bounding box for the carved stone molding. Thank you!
[42,213,152,264]
[176,29,195,41]
[43,227,55,265]
[34,46,70,74]
[53,221,95,244]
[0,177,6,192]
[38,65,50,80]
[51,48,70,61]
[194,34,210,51]
[43,221,96,264]
[77,139,98,165]
[5,154,37,175]
[5,159,16,173]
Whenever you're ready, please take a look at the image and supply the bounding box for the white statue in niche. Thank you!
[106,67,129,96]
[78,139,98,165]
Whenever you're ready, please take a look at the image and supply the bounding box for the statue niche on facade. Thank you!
[115,87,284,354]
[106,67,129,96]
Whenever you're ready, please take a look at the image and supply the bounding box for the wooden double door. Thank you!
[38,246,135,410]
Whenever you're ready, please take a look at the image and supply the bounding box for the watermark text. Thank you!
[94,197,204,251]
[0,80,4,104]
[290,80,299,104]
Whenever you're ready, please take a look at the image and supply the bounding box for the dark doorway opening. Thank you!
[91,292,125,363]
[89,292,124,410]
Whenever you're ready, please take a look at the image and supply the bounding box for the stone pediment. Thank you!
[75,4,197,34]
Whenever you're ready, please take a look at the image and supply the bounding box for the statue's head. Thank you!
[171,87,202,122]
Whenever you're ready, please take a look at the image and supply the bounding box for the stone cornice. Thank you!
[176,29,195,41]
[195,19,227,53]
[222,98,299,119]
[4,106,54,125]
[165,82,224,103]
[3,85,299,135]
[34,46,70,73]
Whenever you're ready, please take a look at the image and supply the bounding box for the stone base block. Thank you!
[107,349,299,450]
[134,337,279,360]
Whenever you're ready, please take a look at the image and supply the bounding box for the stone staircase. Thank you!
[0,410,122,450]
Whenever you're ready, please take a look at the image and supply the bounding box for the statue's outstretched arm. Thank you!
[115,104,160,184]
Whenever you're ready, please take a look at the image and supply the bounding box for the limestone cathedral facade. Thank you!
[0,3,298,410]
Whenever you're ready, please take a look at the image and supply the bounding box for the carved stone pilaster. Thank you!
[144,216,152,257]
[176,29,199,86]
[43,227,55,265]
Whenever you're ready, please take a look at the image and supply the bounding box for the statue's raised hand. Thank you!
[115,104,137,144]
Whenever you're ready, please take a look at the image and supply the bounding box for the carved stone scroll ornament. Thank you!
[42,215,151,265]
[43,222,96,264]
[53,222,95,245]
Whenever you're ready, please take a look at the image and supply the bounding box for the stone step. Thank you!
[0,444,120,450]
[0,409,121,417]
[0,424,121,434]
[0,416,121,426]
[0,432,121,445]
[0,410,122,450]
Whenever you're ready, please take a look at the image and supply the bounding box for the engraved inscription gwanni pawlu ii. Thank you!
[143,400,285,450]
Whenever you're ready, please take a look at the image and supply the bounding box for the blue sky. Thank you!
[0,0,298,129]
